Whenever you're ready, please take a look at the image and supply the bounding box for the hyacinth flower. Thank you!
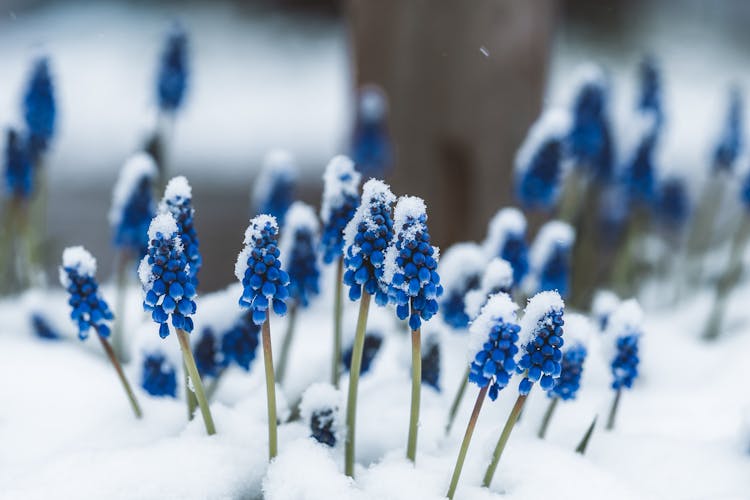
[439,242,485,329]
[342,329,383,376]
[300,383,342,448]
[320,155,361,387]
[525,220,575,299]
[383,196,442,462]
[537,313,591,439]
[23,56,57,160]
[514,108,571,212]
[160,176,201,281]
[139,213,214,434]
[421,333,441,391]
[604,299,643,430]
[482,207,529,286]
[235,215,290,458]
[351,85,393,178]
[276,202,321,384]
[483,291,564,488]
[109,152,158,361]
[637,55,664,127]
[446,293,520,499]
[712,86,743,172]
[654,176,690,234]
[31,313,60,340]
[221,312,261,371]
[59,246,142,418]
[251,149,298,226]
[141,351,178,398]
[341,178,395,477]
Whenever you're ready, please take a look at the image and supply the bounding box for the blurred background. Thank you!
[1,0,749,291]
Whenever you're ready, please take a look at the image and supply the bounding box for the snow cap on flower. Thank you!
[160,175,201,281]
[604,298,643,390]
[591,289,620,331]
[320,155,361,263]
[548,312,591,401]
[4,128,33,199]
[59,246,114,340]
[526,220,575,298]
[23,55,56,155]
[516,291,565,395]
[157,22,189,112]
[235,214,291,325]
[439,242,486,329]
[464,258,514,321]
[482,207,529,285]
[342,178,395,305]
[251,149,298,226]
[221,312,261,371]
[383,196,442,330]
[141,351,178,397]
[352,85,393,178]
[654,175,690,230]
[713,86,743,172]
[515,108,571,210]
[139,212,197,338]
[110,152,158,254]
[300,383,342,447]
[467,292,521,400]
[279,202,321,308]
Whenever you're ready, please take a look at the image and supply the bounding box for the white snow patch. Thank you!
[162,175,192,203]
[147,212,179,242]
[467,292,519,362]
[482,207,527,259]
[565,63,608,108]
[563,312,593,351]
[279,201,320,266]
[439,242,486,297]
[108,152,157,228]
[59,246,97,287]
[342,178,395,257]
[251,149,298,213]
[591,289,621,330]
[235,214,279,282]
[320,155,361,225]
[464,258,514,321]
[514,107,572,174]
[604,298,644,339]
[298,383,342,446]
[519,290,565,349]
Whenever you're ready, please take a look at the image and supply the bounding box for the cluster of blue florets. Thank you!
[622,128,658,206]
[285,225,321,308]
[499,234,529,286]
[517,308,564,395]
[548,343,586,401]
[221,312,261,370]
[569,79,613,182]
[516,138,565,211]
[23,57,56,156]
[157,24,189,113]
[237,216,290,325]
[194,327,222,378]
[611,333,640,390]
[4,128,33,200]
[320,163,360,264]
[469,317,520,401]
[114,175,155,256]
[421,340,440,391]
[352,88,393,178]
[537,244,572,299]
[655,177,690,229]
[141,352,178,397]
[162,184,201,281]
[342,331,382,375]
[61,267,114,341]
[441,274,480,329]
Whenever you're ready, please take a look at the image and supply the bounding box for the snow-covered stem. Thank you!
[261,318,278,458]
[606,389,622,431]
[406,326,421,462]
[576,415,598,454]
[276,302,298,385]
[344,291,372,477]
[537,396,559,439]
[332,258,344,388]
[445,366,470,435]
[97,334,142,419]
[176,328,216,435]
[446,385,489,499]
[482,393,529,488]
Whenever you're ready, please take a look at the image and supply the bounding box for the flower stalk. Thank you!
[261,318,278,458]
[345,291,372,477]
[446,385,488,499]
[176,328,216,435]
[406,323,421,462]
[332,257,344,388]
[482,393,528,488]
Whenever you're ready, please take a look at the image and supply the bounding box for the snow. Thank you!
[439,242,486,296]
[108,152,158,228]
[467,292,519,362]
[514,108,572,175]
[234,214,279,282]
[604,299,644,339]
[392,195,427,236]
[320,155,361,225]
[162,175,192,203]
[342,178,395,256]
[59,245,97,287]
[482,207,527,258]
[464,258,514,321]
[279,201,320,265]
[251,149,299,212]
[591,290,621,330]
[528,220,575,275]
[298,383,343,443]
[358,86,387,121]
[565,63,608,106]
[518,290,565,350]
[563,313,594,350]
[146,212,179,242]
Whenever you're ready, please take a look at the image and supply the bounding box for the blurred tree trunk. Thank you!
[348,0,557,246]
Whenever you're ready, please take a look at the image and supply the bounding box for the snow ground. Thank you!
[2,264,749,499]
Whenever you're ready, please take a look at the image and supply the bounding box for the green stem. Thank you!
[276,303,298,385]
[97,334,142,419]
[537,396,559,439]
[406,326,421,462]
[446,385,488,499]
[176,328,216,435]
[606,389,621,431]
[445,366,471,435]
[332,258,344,388]
[184,359,198,420]
[575,415,598,455]
[344,292,372,478]
[261,318,278,459]
[482,393,528,488]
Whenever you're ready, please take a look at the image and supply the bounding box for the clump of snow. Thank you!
[147,212,180,242]
[482,207,527,258]
[467,292,518,362]
[234,214,279,282]
[519,290,565,349]
[464,258,514,320]
[604,298,644,339]
[320,155,361,224]
[591,289,621,331]
[342,178,395,256]
[278,201,320,264]
[528,220,576,274]
[108,152,157,228]
[162,175,192,203]
[392,195,426,235]
[439,242,486,296]
[514,108,572,174]
[298,383,342,443]
[59,246,97,287]
[562,312,593,350]
[250,149,298,211]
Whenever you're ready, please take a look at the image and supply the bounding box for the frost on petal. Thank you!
[519,290,565,349]
[59,246,97,287]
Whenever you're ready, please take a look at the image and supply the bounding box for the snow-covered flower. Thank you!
[467,292,520,401]
[157,23,189,113]
[591,289,620,331]
[160,176,201,281]
[526,220,575,298]
[235,214,291,325]
[351,86,392,178]
[384,196,442,330]
[4,128,32,199]
[320,155,361,264]
[439,242,485,329]
[605,299,643,390]
[251,149,298,225]
[22,56,56,155]
[300,383,342,447]
[713,86,743,172]
[464,258,514,321]
[483,207,529,286]
[421,333,441,391]
[279,202,321,308]
[141,352,178,397]
[342,178,395,305]
[221,312,261,371]
[110,153,158,256]
[514,109,571,210]
[654,175,690,230]
[59,246,114,340]
[547,313,591,401]
[194,327,222,378]
[139,213,198,338]
[516,291,565,395]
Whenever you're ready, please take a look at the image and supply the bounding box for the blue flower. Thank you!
[194,327,222,378]
[351,86,393,178]
[320,156,361,264]
[342,331,382,375]
[22,56,56,156]
[251,150,298,226]
[139,213,198,338]
[606,299,643,391]
[621,114,659,206]
[4,128,33,199]
[110,153,158,256]
[157,23,189,113]
[637,55,663,126]
[300,384,341,448]
[221,312,261,371]
[467,293,520,401]
[527,221,575,299]
[438,243,484,329]
[161,176,201,281]
[464,258,515,321]
[713,87,743,172]
[141,352,178,397]
[30,313,60,340]
[59,246,114,340]
[516,291,565,395]
[654,176,690,230]
[547,314,590,401]
[421,336,440,391]
[280,202,321,308]
[483,208,529,285]
[235,214,291,325]
[342,178,395,305]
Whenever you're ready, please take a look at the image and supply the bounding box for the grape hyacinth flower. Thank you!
[160,176,201,281]
[31,313,60,340]
[320,155,361,387]
[251,149,298,226]
[276,202,321,383]
[59,246,142,418]
[351,85,393,178]
[22,56,56,158]
[235,214,290,458]
[446,293,520,499]
[141,351,178,398]
[604,299,643,430]
[221,312,261,371]
[654,175,690,233]
[157,23,189,114]
[139,213,214,434]
[439,242,485,329]
[637,55,663,127]
[525,220,575,299]
[383,196,442,462]
[300,383,342,448]
[194,327,222,379]
[514,109,571,211]
[621,113,660,207]
[342,329,383,376]
[341,178,395,477]
[4,128,33,200]
[483,291,565,488]
[110,153,158,257]
[713,86,743,172]
[482,207,529,287]
[421,333,441,391]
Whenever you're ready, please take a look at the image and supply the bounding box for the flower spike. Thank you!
[482,207,529,285]
[320,155,361,264]
[157,23,189,113]
[160,176,202,281]
[251,150,298,226]
[23,56,56,156]
[439,242,485,329]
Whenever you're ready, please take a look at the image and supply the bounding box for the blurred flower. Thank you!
[110,153,158,256]
[300,383,342,448]
[157,23,189,113]
[464,258,514,321]
[526,221,575,299]
[160,176,201,282]
[4,128,33,199]
[421,334,441,391]
[194,327,222,378]
[439,242,484,329]
[483,207,529,286]
[59,246,114,340]
[342,330,382,376]
[141,352,178,398]
[251,150,298,226]
[606,299,643,390]
[352,86,393,178]
[22,56,56,156]
[221,312,261,371]
[279,202,321,308]
[713,86,743,172]
[320,155,361,264]
[30,313,60,340]
[637,55,663,126]
[654,176,690,230]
